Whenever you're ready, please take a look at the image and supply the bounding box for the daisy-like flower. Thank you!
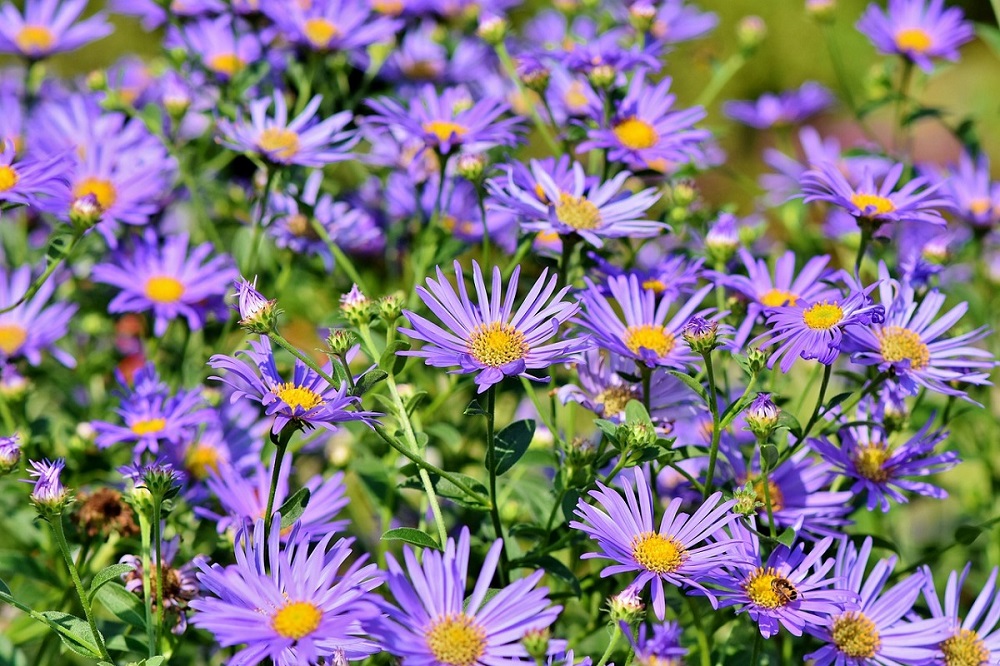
[937,151,1000,229]
[723,82,834,130]
[0,139,69,207]
[262,0,402,52]
[627,620,688,665]
[756,282,884,373]
[26,458,69,510]
[0,264,77,368]
[92,233,237,337]
[857,0,973,73]
[921,564,1000,665]
[191,519,383,665]
[579,71,709,173]
[369,527,563,665]
[570,468,739,619]
[805,537,951,665]
[209,335,377,433]
[166,16,261,81]
[811,414,958,512]
[366,85,522,154]
[646,0,718,47]
[488,160,662,247]
[844,264,995,399]
[0,0,112,59]
[218,92,357,167]
[592,253,705,302]
[576,274,713,370]
[399,261,589,392]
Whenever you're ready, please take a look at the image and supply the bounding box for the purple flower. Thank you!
[0,434,19,473]
[399,261,589,392]
[921,564,1000,664]
[570,468,739,619]
[120,536,200,634]
[0,264,77,368]
[646,0,718,47]
[627,620,688,664]
[937,151,1000,228]
[26,458,68,508]
[233,276,279,331]
[0,0,112,58]
[723,82,834,129]
[262,0,402,52]
[0,139,69,207]
[857,0,973,73]
[166,16,261,81]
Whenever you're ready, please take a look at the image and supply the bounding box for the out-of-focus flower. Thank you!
[723,82,834,129]
[0,0,112,59]
[857,0,973,73]
[0,264,77,368]
[921,564,1000,665]
[262,0,402,53]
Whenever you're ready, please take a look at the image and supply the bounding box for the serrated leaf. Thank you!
[38,611,101,658]
[382,527,441,550]
[88,563,135,602]
[278,487,311,530]
[379,340,411,375]
[665,370,708,400]
[95,582,146,629]
[490,419,535,476]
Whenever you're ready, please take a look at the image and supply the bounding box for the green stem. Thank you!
[556,234,578,292]
[695,52,747,108]
[640,365,652,413]
[775,364,833,468]
[485,386,510,585]
[419,468,448,546]
[751,630,764,666]
[138,507,155,658]
[759,460,777,540]
[855,219,874,276]
[309,217,371,294]
[893,59,914,156]
[0,232,84,316]
[245,167,278,276]
[685,596,712,666]
[152,499,165,651]
[51,516,111,662]
[263,427,294,538]
[494,42,561,155]
[701,352,723,499]
[596,622,624,666]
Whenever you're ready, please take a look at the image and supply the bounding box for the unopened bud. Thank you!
[629,1,657,32]
[608,586,646,624]
[27,458,71,516]
[0,435,20,475]
[617,420,656,451]
[456,153,486,182]
[86,70,107,92]
[519,62,550,93]
[327,328,356,356]
[668,180,698,208]
[522,629,550,661]
[736,15,767,52]
[705,213,740,265]
[70,193,103,231]
[234,277,280,334]
[732,482,763,517]
[588,64,616,89]
[806,0,836,22]
[340,284,373,326]
[477,14,508,45]
[682,316,719,354]
[746,347,767,374]
[744,393,779,440]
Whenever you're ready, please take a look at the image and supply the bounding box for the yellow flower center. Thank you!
[802,302,843,330]
[555,192,602,230]
[853,441,890,483]
[258,127,301,161]
[423,121,468,143]
[0,165,19,192]
[186,443,222,481]
[743,567,797,609]
[274,383,325,411]
[623,324,676,358]
[941,628,990,666]
[831,611,881,659]
[642,279,667,294]
[760,288,797,308]
[878,326,930,370]
[613,117,659,150]
[425,614,486,666]
[207,52,244,77]
[595,385,639,417]
[372,0,404,15]
[271,601,322,640]
[15,25,55,54]
[131,418,167,437]
[564,82,590,111]
[303,17,340,47]
[631,531,684,574]
[73,177,117,210]
[145,276,186,303]
[969,197,992,216]
[753,478,785,512]
[467,321,528,368]
[0,324,27,355]
[850,193,896,217]
[895,27,933,54]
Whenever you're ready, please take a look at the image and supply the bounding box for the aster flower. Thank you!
[921,564,1000,665]
[627,620,688,666]
[579,71,709,173]
[218,92,357,167]
[233,276,279,334]
[166,16,261,81]
[646,0,718,47]
[570,468,739,619]
[805,537,951,665]
[576,274,713,370]
[209,335,376,433]
[723,82,834,129]
[0,0,112,59]
[0,264,77,368]
[369,527,563,665]
[26,458,69,510]
[591,253,705,302]
[399,261,589,392]
[857,0,973,73]
[121,537,200,634]
[92,233,237,337]
[109,0,224,31]
[0,139,69,207]
[0,434,20,474]
[263,0,401,52]
[191,519,382,665]
[937,151,1000,228]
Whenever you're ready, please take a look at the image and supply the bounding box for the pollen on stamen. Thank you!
[0,165,19,192]
[271,600,323,640]
[425,613,487,666]
[613,117,659,150]
[467,322,529,368]
[274,383,325,411]
[831,611,881,659]
[631,531,685,574]
[623,324,676,357]
[802,302,843,331]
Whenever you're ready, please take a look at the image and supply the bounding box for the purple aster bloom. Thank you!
[233,276,278,330]
[843,263,995,399]
[166,16,262,81]
[262,0,402,53]
[368,527,563,664]
[218,92,357,167]
[109,0,224,31]
[169,422,258,499]
[921,564,1000,665]
[488,159,662,247]
[591,253,705,302]
[579,71,709,173]
[570,468,739,619]
[644,0,718,46]
[805,536,951,665]
[627,620,688,665]
[938,151,1000,229]
[92,232,237,337]
[544,66,602,124]
[0,139,69,207]
[366,85,523,154]
[811,415,958,512]
[399,261,589,392]
[26,458,68,508]
[0,0,112,59]
[756,281,885,373]
[0,434,19,472]
[857,0,973,73]
[576,274,714,370]
[190,519,382,665]
[0,264,76,368]
[209,335,376,433]
[724,82,834,129]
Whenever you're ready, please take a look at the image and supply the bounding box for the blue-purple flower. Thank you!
[262,0,402,53]
[723,82,834,129]
[166,16,261,81]
[0,139,69,207]
[26,458,68,509]
[0,264,77,368]
[857,0,974,73]
[0,0,112,59]
[921,564,1000,665]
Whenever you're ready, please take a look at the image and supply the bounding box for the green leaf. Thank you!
[777,411,802,437]
[379,340,411,375]
[955,524,982,546]
[776,529,797,547]
[352,369,388,396]
[38,611,101,658]
[381,527,441,551]
[278,487,311,530]
[105,632,148,655]
[978,23,1000,60]
[624,400,653,428]
[432,473,491,509]
[464,399,485,416]
[489,419,535,476]
[405,391,429,415]
[95,582,146,629]
[88,563,135,602]
[665,370,708,400]
[0,576,10,596]
[760,444,778,471]
[45,233,75,266]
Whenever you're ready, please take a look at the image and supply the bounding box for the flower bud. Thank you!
[736,15,767,52]
[0,435,20,475]
[340,284,373,326]
[86,69,107,92]
[705,213,740,265]
[682,316,719,354]
[588,64,616,89]
[522,629,551,662]
[608,585,646,625]
[746,347,768,374]
[327,328,356,356]
[477,14,508,45]
[628,1,657,32]
[519,61,550,93]
[70,193,104,231]
[27,458,71,515]
[668,179,698,208]
[617,420,656,451]
[456,153,486,182]
[744,393,779,440]
[234,277,280,334]
[732,482,763,517]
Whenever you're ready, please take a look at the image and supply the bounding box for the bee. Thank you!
[771,578,799,604]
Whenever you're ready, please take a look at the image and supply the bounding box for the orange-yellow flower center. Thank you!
[831,611,881,659]
[743,567,797,609]
[145,276,186,304]
[73,177,117,210]
[15,25,55,54]
[423,121,468,143]
[850,193,896,217]
[802,302,843,330]
[878,326,930,370]
[131,418,167,437]
[895,27,933,54]
[642,278,667,294]
[614,117,659,150]
[853,441,891,483]
[207,52,245,77]
[425,613,486,666]
[271,601,323,640]
[760,288,797,308]
[303,17,340,47]
[753,478,785,512]
[0,165,19,192]
[623,324,676,358]
[564,82,590,111]
[941,628,990,666]
[185,443,222,481]
[372,0,404,15]
[467,321,528,368]
[0,324,27,355]
[631,531,684,574]
[555,192,602,230]
[274,383,325,411]
[968,197,992,217]
[258,127,301,161]
[596,385,639,417]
